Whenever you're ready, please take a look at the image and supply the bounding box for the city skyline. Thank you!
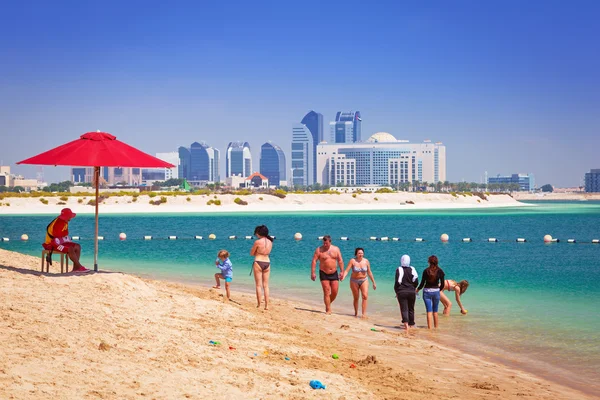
[1,2,598,187]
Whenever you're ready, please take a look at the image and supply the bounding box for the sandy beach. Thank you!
[0,192,526,215]
[0,248,594,400]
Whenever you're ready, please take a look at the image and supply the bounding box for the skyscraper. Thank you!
[179,142,219,183]
[190,142,220,182]
[291,124,314,186]
[300,110,323,182]
[178,146,191,180]
[226,141,252,178]
[260,142,286,187]
[329,111,362,143]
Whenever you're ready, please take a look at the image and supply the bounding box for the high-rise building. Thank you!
[329,111,361,144]
[301,111,323,182]
[178,143,219,183]
[190,142,220,182]
[585,169,600,192]
[71,167,94,184]
[226,141,252,178]
[487,173,535,191]
[260,142,286,187]
[316,132,446,186]
[291,124,314,186]
[178,146,191,180]
[156,152,179,180]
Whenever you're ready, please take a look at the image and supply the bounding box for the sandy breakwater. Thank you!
[0,192,526,215]
[0,248,593,399]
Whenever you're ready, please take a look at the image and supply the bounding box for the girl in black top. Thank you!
[416,255,445,329]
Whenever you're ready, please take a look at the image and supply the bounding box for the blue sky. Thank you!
[1,0,598,187]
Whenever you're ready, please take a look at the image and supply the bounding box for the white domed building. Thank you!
[316,133,446,187]
[366,132,398,143]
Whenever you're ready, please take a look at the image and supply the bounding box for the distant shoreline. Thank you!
[513,192,600,201]
[0,192,528,215]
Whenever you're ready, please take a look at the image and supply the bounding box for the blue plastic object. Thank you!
[310,380,326,389]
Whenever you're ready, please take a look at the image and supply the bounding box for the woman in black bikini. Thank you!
[250,225,273,310]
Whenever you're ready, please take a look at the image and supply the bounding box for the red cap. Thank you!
[60,208,76,220]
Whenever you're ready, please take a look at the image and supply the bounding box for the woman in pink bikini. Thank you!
[342,248,376,318]
[250,225,273,310]
[440,279,469,315]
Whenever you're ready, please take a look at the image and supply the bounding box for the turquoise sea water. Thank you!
[1,201,599,394]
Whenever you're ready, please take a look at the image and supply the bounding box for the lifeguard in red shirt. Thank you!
[44,208,89,273]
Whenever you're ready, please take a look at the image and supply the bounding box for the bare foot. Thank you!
[325,311,332,315]
[361,315,368,320]
[212,286,221,289]
[257,303,261,308]
[264,306,269,311]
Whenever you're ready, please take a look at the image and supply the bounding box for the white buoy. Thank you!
[194,235,203,240]
[551,238,560,243]
[543,234,553,243]
[488,238,498,242]
[229,235,237,240]
[567,239,576,243]
[119,232,127,241]
[370,236,377,241]
[1,237,9,242]
[209,234,216,240]
[294,232,302,240]
[21,234,29,241]
[318,236,324,240]
[380,236,389,241]
[340,236,349,241]
[592,239,599,244]
[462,238,472,242]
[169,236,177,240]
[516,238,526,242]
[245,236,253,240]
[144,236,152,240]
[392,237,400,241]
[440,233,449,242]
[72,236,80,240]
[415,238,424,242]
[271,236,276,240]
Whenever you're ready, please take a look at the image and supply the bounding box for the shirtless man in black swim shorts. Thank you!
[311,235,344,314]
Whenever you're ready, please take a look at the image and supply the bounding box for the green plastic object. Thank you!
[332,354,339,359]
[370,328,379,332]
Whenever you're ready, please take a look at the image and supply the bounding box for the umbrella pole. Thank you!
[94,166,100,272]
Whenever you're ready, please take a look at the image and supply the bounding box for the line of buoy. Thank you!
[168,236,177,240]
[229,235,237,240]
[462,238,472,242]
[567,239,576,243]
[593,239,600,244]
[195,235,203,240]
[392,237,400,241]
[516,238,527,242]
[415,238,424,242]
[488,238,498,242]
[369,236,377,241]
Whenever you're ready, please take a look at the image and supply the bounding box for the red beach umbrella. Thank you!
[18,131,175,271]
